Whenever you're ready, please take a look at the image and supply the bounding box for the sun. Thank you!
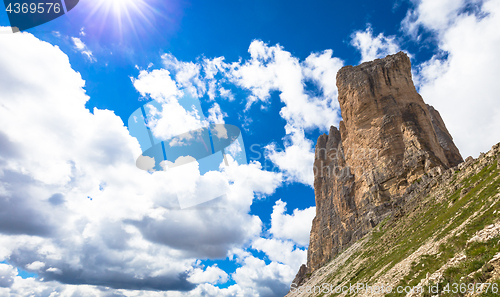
[107,0,144,15]
[84,0,161,40]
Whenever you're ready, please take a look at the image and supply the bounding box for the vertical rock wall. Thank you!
[305,52,463,274]
[427,104,464,168]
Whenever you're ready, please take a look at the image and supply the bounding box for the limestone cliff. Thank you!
[302,52,463,281]
[426,104,463,168]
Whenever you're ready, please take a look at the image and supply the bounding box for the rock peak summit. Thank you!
[296,52,463,284]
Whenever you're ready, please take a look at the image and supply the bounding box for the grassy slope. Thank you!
[289,144,500,297]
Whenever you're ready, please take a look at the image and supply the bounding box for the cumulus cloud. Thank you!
[187,264,228,284]
[268,200,315,247]
[217,200,313,296]
[231,251,296,297]
[0,30,284,295]
[147,100,208,141]
[406,0,500,157]
[303,49,343,100]
[133,69,183,102]
[229,41,342,131]
[132,41,343,187]
[0,26,391,296]
[227,41,343,186]
[207,102,226,124]
[351,26,401,63]
[1,30,192,291]
[25,261,45,271]
[265,128,316,186]
[219,86,235,101]
[132,69,209,142]
[402,0,475,36]
[0,263,16,288]
[252,238,306,270]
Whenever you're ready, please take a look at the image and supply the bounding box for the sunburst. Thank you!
[84,0,163,41]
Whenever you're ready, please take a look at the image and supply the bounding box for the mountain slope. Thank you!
[287,142,500,297]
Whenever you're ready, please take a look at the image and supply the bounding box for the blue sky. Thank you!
[1,0,500,296]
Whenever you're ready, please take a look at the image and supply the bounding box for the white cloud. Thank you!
[207,102,226,124]
[303,49,343,100]
[146,101,207,141]
[222,158,283,210]
[132,69,183,103]
[71,37,95,62]
[227,139,243,158]
[231,253,296,297]
[0,30,347,297]
[202,57,235,102]
[25,261,45,271]
[268,200,315,247]
[132,69,209,141]
[219,86,235,101]
[132,42,343,188]
[351,26,401,63]
[207,102,228,139]
[0,30,284,295]
[265,128,316,186]
[71,36,85,50]
[162,53,206,98]
[402,0,474,36]
[229,41,342,131]
[203,57,227,80]
[252,238,307,270]
[46,267,62,274]
[227,41,343,186]
[0,263,17,288]
[406,0,500,157]
[207,80,217,101]
[187,264,228,284]
[0,32,192,289]
[215,199,313,297]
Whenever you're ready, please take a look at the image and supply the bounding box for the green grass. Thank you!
[302,155,500,297]
[386,161,499,296]
[432,237,500,296]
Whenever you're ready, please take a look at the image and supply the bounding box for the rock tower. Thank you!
[303,52,463,277]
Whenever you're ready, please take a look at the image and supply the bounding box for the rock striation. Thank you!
[301,52,463,282]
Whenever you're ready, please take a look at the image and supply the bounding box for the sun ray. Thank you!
[82,0,154,40]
